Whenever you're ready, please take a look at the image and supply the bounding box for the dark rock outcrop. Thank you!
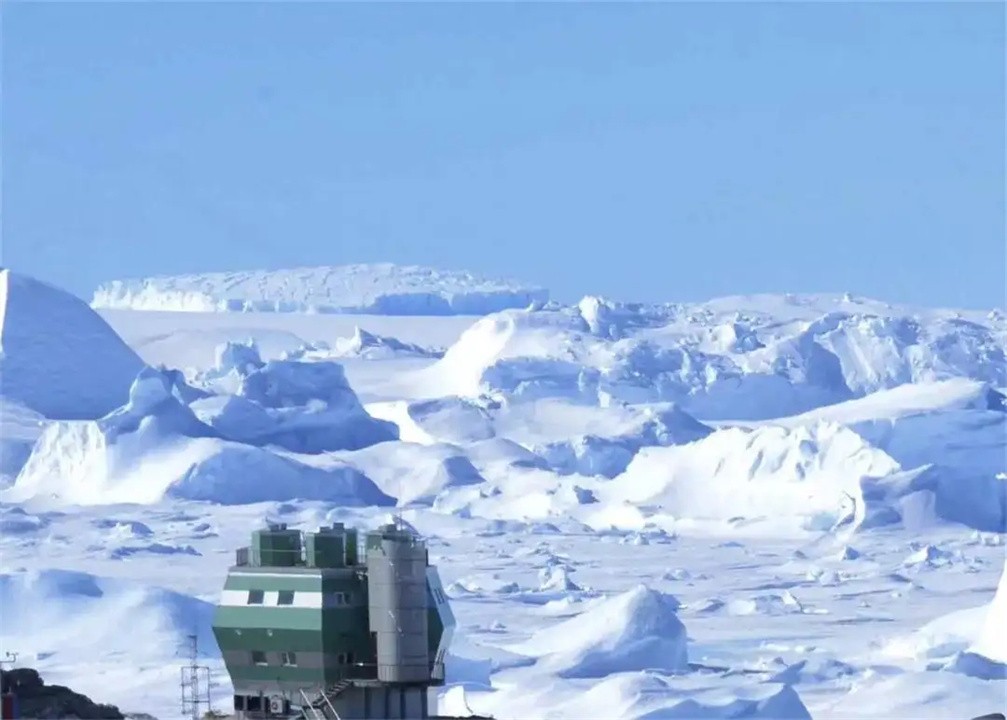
[1,667,124,719]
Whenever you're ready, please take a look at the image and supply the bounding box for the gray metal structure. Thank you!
[367,528,430,684]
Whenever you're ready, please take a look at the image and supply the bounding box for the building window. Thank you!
[281,652,297,667]
[277,590,294,605]
[247,589,264,605]
[251,651,267,666]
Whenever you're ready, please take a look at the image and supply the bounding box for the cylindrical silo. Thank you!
[366,528,430,683]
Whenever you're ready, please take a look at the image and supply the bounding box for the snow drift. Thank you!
[332,441,485,506]
[780,379,1007,494]
[0,269,145,419]
[5,368,394,506]
[92,264,549,315]
[508,585,688,677]
[368,395,712,478]
[595,416,1005,533]
[191,340,399,452]
[881,561,1006,679]
[951,561,1007,679]
[284,327,443,361]
[605,423,895,531]
[421,296,1006,420]
[562,674,812,720]
[0,568,216,661]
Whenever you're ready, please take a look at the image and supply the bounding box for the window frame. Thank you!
[277,590,295,606]
[251,650,268,666]
[281,651,297,667]
[247,589,265,605]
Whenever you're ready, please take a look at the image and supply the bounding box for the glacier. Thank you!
[91,263,550,316]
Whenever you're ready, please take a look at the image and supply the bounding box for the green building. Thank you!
[212,522,455,720]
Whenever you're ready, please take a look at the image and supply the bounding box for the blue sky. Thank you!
[3,3,1003,308]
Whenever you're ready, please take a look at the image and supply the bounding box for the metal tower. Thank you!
[180,634,212,720]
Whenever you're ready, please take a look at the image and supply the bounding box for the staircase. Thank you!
[299,680,353,720]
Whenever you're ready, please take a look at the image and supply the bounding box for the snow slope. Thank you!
[773,380,1007,532]
[508,585,689,677]
[92,264,549,315]
[0,568,215,659]
[605,423,897,532]
[777,379,1006,460]
[0,568,223,713]
[952,561,1007,678]
[0,269,146,419]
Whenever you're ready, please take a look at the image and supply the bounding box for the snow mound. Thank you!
[524,403,713,478]
[881,605,986,663]
[27,407,393,505]
[566,674,812,720]
[903,544,955,568]
[285,327,443,361]
[192,344,399,452]
[214,338,264,376]
[509,585,687,677]
[92,264,549,315]
[605,422,896,531]
[366,397,496,445]
[8,425,394,506]
[0,269,146,419]
[952,561,1007,678]
[768,657,857,684]
[779,379,1007,506]
[334,441,485,506]
[367,396,710,478]
[5,368,394,506]
[171,446,394,505]
[0,569,216,662]
[421,305,598,401]
[537,565,582,592]
[858,465,1006,534]
[0,506,50,535]
[420,297,1005,419]
[725,591,806,616]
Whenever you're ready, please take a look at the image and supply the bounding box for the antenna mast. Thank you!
[179,634,211,720]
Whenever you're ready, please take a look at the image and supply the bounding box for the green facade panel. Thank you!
[224,574,325,592]
[214,628,324,653]
[225,665,323,684]
[214,523,451,714]
[214,606,324,631]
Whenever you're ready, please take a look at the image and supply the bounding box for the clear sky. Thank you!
[2,2,1004,308]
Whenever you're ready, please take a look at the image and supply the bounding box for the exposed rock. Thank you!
[1,667,124,719]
